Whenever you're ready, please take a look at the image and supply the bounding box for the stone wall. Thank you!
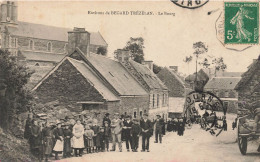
[35,59,105,111]
[237,66,260,109]
[16,36,67,54]
[120,96,149,119]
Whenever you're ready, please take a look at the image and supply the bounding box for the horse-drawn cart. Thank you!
[237,115,260,155]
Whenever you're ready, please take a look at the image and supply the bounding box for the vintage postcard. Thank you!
[0,0,260,162]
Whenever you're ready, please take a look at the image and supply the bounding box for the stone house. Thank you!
[118,50,169,120]
[157,66,192,113]
[204,77,241,113]
[0,1,108,88]
[33,28,150,121]
[235,56,260,113]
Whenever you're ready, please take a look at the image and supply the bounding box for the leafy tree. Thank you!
[193,42,208,81]
[114,37,145,64]
[153,63,162,74]
[0,49,33,131]
[212,57,227,76]
[97,46,107,56]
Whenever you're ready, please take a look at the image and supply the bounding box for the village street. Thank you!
[60,114,260,162]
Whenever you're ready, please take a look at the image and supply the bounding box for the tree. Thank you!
[97,46,107,56]
[212,57,227,77]
[114,37,145,64]
[0,50,33,131]
[193,42,208,82]
[153,63,162,74]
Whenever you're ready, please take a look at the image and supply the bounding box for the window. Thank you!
[224,101,229,108]
[140,111,143,117]
[47,42,52,52]
[152,94,155,108]
[134,111,137,118]
[225,91,229,98]
[157,94,159,107]
[29,40,34,50]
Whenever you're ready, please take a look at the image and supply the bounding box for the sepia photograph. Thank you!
[0,0,259,162]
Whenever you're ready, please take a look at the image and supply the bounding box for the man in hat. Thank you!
[123,115,133,151]
[110,112,123,152]
[140,113,153,152]
[131,118,141,152]
[103,113,111,127]
[154,115,164,143]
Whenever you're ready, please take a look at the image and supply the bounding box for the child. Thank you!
[63,123,73,158]
[97,127,105,152]
[91,120,100,153]
[84,124,94,154]
[131,119,141,152]
[103,121,111,151]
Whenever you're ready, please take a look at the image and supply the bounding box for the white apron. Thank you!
[72,124,85,148]
[53,139,64,152]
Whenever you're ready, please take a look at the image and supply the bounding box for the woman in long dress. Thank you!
[53,122,64,160]
[230,7,254,42]
[72,120,85,157]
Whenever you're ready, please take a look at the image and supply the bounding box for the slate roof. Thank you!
[68,57,119,101]
[235,56,260,90]
[204,77,241,90]
[87,53,148,96]
[128,60,168,90]
[9,21,107,46]
[165,67,190,88]
[21,51,66,62]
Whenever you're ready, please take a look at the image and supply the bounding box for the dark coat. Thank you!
[131,124,141,136]
[123,120,133,138]
[30,125,41,149]
[24,118,32,139]
[103,117,111,126]
[140,119,153,137]
[42,127,54,155]
[63,128,72,154]
[104,126,111,137]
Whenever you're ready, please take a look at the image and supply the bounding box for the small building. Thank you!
[33,28,149,121]
[118,50,169,120]
[235,56,260,113]
[204,77,241,113]
[157,66,192,113]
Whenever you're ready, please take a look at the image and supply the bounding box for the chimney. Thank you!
[117,49,131,62]
[68,27,90,57]
[169,66,178,72]
[142,61,153,71]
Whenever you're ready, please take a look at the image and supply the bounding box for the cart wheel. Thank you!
[237,125,247,155]
[238,136,247,155]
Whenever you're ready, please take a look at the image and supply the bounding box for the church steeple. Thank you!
[0,1,18,26]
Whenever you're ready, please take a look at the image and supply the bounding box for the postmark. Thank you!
[224,2,259,44]
[170,0,209,9]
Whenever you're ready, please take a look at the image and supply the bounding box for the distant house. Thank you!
[204,77,241,113]
[157,66,191,97]
[33,28,149,121]
[157,66,192,113]
[185,69,209,91]
[118,50,169,119]
[235,56,260,112]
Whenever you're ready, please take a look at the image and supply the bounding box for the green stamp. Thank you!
[224,2,259,44]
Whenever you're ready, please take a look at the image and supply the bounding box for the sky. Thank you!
[15,0,260,75]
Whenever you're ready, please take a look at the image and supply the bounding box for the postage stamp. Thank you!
[224,2,259,44]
